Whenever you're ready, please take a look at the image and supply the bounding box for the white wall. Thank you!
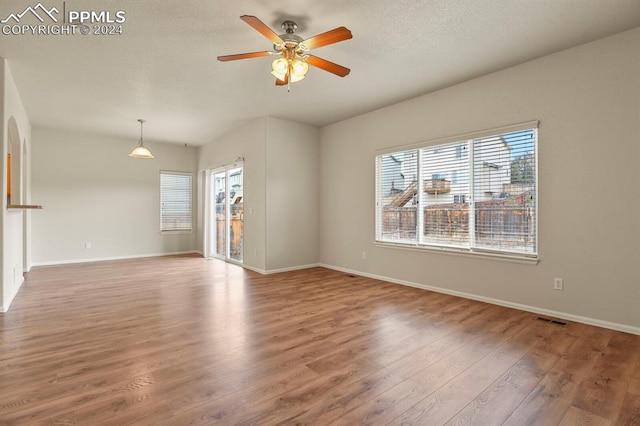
[265,117,320,270]
[31,127,198,265]
[1,59,32,311]
[320,28,640,332]
[197,116,320,273]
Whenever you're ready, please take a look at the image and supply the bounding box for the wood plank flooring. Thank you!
[0,254,638,425]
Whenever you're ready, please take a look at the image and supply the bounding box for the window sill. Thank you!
[160,230,193,235]
[7,204,43,209]
[374,241,539,265]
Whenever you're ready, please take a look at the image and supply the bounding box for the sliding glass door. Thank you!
[211,165,243,262]
[213,171,227,258]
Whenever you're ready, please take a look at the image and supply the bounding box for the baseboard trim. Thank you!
[32,251,201,267]
[319,263,640,336]
[1,275,25,313]
[240,264,267,274]
[242,263,321,275]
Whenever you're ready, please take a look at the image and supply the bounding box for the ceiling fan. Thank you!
[217,15,352,90]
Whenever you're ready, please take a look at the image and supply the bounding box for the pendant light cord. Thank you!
[138,119,146,146]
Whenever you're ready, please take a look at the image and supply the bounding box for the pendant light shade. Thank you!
[129,145,154,158]
[129,119,154,159]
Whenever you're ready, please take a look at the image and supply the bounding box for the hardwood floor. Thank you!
[1,254,638,425]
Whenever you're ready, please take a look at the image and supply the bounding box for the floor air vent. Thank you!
[536,316,568,326]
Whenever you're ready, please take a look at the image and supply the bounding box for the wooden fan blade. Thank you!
[305,55,350,77]
[240,15,283,45]
[300,27,352,50]
[275,74,289,86]
[217,51,273,62]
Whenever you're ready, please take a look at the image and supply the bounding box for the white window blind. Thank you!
[473,131,536,254]
[422,141,470,248]
[376,149,418,243]
[375,125,537,258]
[160,171,193,231]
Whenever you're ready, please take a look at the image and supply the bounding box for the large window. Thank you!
[160,171,193,231]
[376,124,537,258]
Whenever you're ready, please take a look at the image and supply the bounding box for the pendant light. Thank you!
[129,119,154,159]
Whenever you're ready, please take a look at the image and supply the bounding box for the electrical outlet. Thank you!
[362,252,367,260]
[253,249,257,256]
[85,242,91,249]
[553,278,563,291]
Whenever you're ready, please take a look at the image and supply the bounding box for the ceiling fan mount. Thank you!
[281,20,298,34]
[276,21,304,49]
[217,15,353,90]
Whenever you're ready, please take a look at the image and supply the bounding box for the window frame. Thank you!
[160,170,194,233]
[375,121,539,263]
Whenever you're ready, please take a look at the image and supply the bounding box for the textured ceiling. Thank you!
[1,0,639,145]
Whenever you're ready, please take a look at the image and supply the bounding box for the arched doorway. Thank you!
[6,116,30,274]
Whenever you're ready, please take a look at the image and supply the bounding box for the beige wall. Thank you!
[320,28,640,331]
[265,117,320,271]
[31,127,198,265]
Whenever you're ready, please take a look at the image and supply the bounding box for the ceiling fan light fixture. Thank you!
[291,59,309,78]
[271,58,308,83]
[129,119,154,159]
[272,58,288,75]
[271,71,287,82]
